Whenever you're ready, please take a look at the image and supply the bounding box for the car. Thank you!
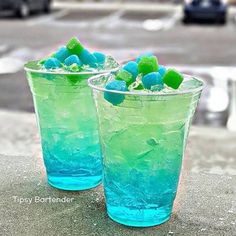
[183,0,228,24]
[0,0,52,18]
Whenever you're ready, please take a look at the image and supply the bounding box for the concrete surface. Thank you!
[0,110,235,236]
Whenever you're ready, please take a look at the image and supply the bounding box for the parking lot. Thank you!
[0,2,236,127]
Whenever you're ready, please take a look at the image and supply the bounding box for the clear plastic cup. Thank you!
[88,73,203,226]
[25,61,118,191]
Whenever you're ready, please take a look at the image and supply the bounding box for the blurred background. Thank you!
[0,0,236,130]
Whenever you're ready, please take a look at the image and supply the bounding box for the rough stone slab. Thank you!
[0,152,235,236]
[0,110,236,235]
[0,110,39,156]
[186,127,236,175]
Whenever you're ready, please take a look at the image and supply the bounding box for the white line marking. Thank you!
[0,47,47,75]
[0,45,9,54]
[26,9,69,26]
[0,57,23,74]
[24,6,180,32]
[93,9,125,28]
[227,80,236,131]
[142,8,182,31]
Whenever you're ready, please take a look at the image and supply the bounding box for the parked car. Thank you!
[183,0,228,24]
[0,0,52,18]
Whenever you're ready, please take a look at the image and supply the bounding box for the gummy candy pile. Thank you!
[38,37,117,72]
[104,53,184,105]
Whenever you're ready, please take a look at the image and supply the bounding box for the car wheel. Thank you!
[183,16,191,24]
[16,1,30,18]
[44,0,51,14]
[219,17,227,25]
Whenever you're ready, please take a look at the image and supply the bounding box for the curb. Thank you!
[53,2,180,12]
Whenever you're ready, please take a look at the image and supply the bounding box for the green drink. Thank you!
[25,59,118,191]
[88,73,203,226]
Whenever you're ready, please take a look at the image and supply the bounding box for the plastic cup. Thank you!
[88,73,203,227]
[24,61,118,191]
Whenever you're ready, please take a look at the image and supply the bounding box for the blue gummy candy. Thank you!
[54,46,70,62]
[142,72,163,90]
[136,52,153,63]
[44,58,61,69]
[158,65,167,76]
[93,52,106,65]
[104,80,127,105]
[123,61,138,80]
[79,49,97,68]
[64,55,82,67]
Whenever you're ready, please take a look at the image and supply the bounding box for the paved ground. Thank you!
[0,3,236,127]
[0,110,235,236]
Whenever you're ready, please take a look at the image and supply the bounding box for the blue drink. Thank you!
[88,74,203,226]
[25,61,118,190]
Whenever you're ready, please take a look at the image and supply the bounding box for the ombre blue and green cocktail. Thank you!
[25,61,118,191]
[88,73,203,227]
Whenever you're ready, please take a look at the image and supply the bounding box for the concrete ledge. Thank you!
[0,110,235,235]
[0,110,38,156]
[1,154,235,235]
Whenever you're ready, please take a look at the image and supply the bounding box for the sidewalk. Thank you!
[0,109,235,235]
[53,1,236,14]
[53,1,180,12]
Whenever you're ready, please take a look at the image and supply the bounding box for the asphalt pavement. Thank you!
[0,3,236,127]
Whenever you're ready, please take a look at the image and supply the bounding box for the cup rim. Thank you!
[24,60,120,75]
[88,73,204,96]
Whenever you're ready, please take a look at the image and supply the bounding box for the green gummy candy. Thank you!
[116,70,133,86]
[66,37,84,55]
[138,56,159,75]
[163,69,183,89]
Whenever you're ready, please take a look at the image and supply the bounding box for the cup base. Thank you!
[47,175,102,191]
[107,205,172,227]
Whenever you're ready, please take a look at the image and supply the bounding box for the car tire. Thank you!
[43,0,51,14]
[16,1,30,18]
[219,17,227,25]
[183,16,191,24]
